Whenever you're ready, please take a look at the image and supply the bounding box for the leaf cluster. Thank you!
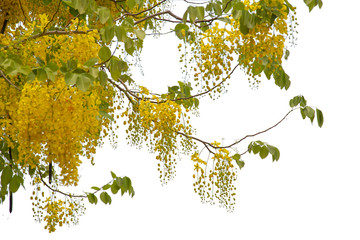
[87,171,135,205]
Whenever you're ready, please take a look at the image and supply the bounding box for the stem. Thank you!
[0,70,22,90]
[1,12,9,34]
[177,108,298,150]
[9,147,13,213]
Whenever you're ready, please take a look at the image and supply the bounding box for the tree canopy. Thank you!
[0,0,323,232]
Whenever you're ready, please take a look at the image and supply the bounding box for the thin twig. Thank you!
[39,173,87,198]
[18,0,30,23]
[0,29,92,49]
[114,0,168,22]
[177,108,298,150]
[108,78,137,105]
[219,108,297,149]
[0,70,21,90]
[43,0,62,31]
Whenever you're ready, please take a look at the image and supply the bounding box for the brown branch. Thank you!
[109,63,239,106]
[183,0,210,5]
[0,70,22,90]
[39,173,87,198]
[43,0,62,31]
[177,63,239,101]
[220,108,297,149]
[177,131,215,154]
[18,0,30,23]
[1,13,9,34]
[38,170,113,199]
[0,29,92,50]
[108,78,137,105]
[177,108,298,151]
[114,0,169,22]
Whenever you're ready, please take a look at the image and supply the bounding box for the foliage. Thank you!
[0,0,323,232]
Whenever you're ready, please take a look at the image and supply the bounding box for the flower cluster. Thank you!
[192,142,238,212]
[179,0,297,93]
[15,78,104,185]
[122,97,193,184]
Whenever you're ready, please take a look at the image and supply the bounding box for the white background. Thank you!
[1,1,360,239]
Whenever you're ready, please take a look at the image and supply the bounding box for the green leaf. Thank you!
[100,191,111,204]
[218,17,231,24]
[46,62,58,71]
[102,184,111,190]
[29,167,36,177]
[122,17,134,32]
[316,108,324,128]
[231,153,241,161]
[9,175,22,193]
[98,46,112,62]
[98,70,108,86]
[300,95,307,107]
[252,144,261,154]
[196,6,205,20]
[87,193,98,204]
[111,181,120,194]
[129,186,135,197]
[259,146,269,159]
[84,58,98,67]
[194,98,199,108]
[65,72,78,85]
[317,0,323,8]
[213,3,222,15]
[98,6,111,24]
[233,1,245,11]
[72,0,89,14]
[128,0,136,9]
[267,145,280,161]
[134,29,145,40]
[43,0,52,5]
[110,171,117,178]
[252,61,265,76]
[305,106,315,123]
[88,67,99,78]
[284,49,290,60]
[125,38,135,55]
[235,159,245,170]
[289,95,301,108]
[115,177,122,188]
[114,25,127,42]
[91,186,100,191]
[36,57,45,66]
[100,25,115,43]
[1,166,12,187]
[109,58,128,80]
[239,21,249,35]
[188,6,197,23]
[76,74,91,92]
[174,24,189,40]
[67,59,78,70]
[36,68,47,81]
[99,111,114,121]
[44,67,56,82]
[182,8,188,24]
[122,176,131,191]
[18,65,32,75]
[300,107,306,119]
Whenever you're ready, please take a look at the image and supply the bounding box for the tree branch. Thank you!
[39,173,87,198]
[114,0,169,22]
[0,29,92,50]
[0,70,22,90]
[38,170,112,199]
[43,0,62,31]
[177,107,298,151]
